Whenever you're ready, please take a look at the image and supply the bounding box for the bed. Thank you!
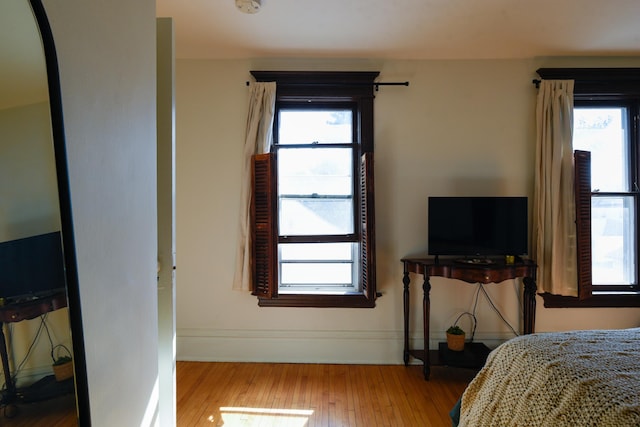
[452,328,640,426]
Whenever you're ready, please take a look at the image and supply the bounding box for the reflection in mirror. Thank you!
[0,0,86,424]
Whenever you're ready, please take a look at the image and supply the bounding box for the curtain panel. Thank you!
[233,82,276,291]
[533,80,577,296]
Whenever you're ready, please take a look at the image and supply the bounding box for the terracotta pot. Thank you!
[52,361,73,381]
[446,333,465,351]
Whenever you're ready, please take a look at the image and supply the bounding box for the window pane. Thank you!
[278,147,354,236]
[278,148,352,196]
[280,243,355,286]
[592,196,636,285]
[573,108,628,192]
[280,263,353,286]
[280,242,353,261]
[279,198,353,235]
[278,110,353,145]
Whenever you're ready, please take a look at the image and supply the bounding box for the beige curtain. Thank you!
[533,80,577,296]
[233,82,276,291]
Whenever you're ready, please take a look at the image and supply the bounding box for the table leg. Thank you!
[0,322,16,404]
[403,269,410,366]
[523,276,537,334]
[423,274,431,380]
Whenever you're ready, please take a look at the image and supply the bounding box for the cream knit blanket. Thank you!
[459,328,640,426]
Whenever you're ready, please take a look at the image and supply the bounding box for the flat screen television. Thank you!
[428,196,528,259]
[0,231,66,303]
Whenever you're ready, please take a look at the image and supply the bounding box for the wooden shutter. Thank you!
[360,153,376,302]
[574,150,592,300]
[251,153,277,298]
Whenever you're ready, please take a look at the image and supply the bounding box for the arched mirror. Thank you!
[0,0,88,424]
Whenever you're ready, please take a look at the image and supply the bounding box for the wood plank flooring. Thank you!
[177,362,476,427]
[0,393,77,426]
[0,361,476,426]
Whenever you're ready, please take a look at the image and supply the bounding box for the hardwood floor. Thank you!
[177,362,476,427]
[0,361,476,426]
[0,393,77,426]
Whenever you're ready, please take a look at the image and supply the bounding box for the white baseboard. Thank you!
[177,328,514,364]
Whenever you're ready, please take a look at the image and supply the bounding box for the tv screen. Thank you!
[428,197,528,258]
[0,231,66,303]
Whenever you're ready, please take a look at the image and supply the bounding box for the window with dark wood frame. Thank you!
[537,68,640,308]
[250,71,379,308]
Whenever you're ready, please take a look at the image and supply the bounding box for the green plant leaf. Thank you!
[446,325,465,335]
[53,355,72,366]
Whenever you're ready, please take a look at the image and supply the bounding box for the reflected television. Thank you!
[0,231,66,303]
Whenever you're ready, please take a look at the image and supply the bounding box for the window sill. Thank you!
[540,292,640,308]
[258,293,377,308]
[279,288,359,295]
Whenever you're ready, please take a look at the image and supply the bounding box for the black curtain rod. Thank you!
[245,81,409,91]
[532,79,541,88]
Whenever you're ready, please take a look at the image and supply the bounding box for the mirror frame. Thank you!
[29,0,90,424]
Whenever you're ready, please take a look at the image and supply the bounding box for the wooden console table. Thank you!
[0,291,69,405]
[401,256,537,380]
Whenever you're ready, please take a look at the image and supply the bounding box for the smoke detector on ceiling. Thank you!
[235,0,261,14]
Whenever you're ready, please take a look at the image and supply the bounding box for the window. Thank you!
[250,71,378,308]
[574,105,638,291]
[277,108,357,294]
[537,68,640,307]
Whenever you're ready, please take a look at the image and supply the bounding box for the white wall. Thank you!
[0,102,72,386]
[43,1,159,425]
[0,102,59,241]
[175,57,640,364]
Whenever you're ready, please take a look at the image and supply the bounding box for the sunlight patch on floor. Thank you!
[208,407,313,426]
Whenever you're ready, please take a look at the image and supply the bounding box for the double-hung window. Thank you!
[573,103,638,292]
[250,71,378,308]
[277,106,358,294]
[537,68,640,307]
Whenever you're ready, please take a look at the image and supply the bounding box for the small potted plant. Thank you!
[51,345,74,382]
[446,325,466,351]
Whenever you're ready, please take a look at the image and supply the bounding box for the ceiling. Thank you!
[156,0,640,60]
[4,0,640,110]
